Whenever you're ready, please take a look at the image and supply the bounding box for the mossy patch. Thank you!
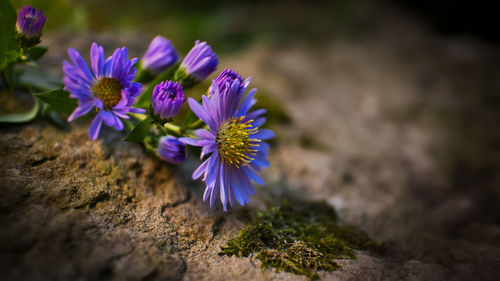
[220,199,379,280]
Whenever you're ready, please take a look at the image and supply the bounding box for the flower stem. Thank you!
[164,123,181,135]
[188,119,204,130]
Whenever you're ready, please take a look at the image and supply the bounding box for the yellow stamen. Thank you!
[216,116,260,167]
[92,77,122,109]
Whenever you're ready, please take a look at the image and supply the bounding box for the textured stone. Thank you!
[1,3,500,280]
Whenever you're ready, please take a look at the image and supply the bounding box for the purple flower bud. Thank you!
[141,36,179,74]
[180,40,218,81]
[158,136,187,164]
[16,6,46,39]
[151,81,185,121]
[209,68,249,97]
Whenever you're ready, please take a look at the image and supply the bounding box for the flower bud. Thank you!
[16,6,46,48]
[158,136,187,164]
[150,81,185,123]
[175,40,218,87]
[141,36,179,74]
[209,68,247,96]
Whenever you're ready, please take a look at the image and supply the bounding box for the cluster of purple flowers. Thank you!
[51,7,273,211]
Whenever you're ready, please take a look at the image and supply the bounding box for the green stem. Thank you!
[155,123,168,136]
[188,119,204,130]
[144,140,157,155]
[164,123,181,135]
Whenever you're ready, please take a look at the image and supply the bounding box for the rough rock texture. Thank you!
[1,2,500,281]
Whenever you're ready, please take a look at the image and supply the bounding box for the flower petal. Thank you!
[242,166,265,185]
[68,101,94,122]
[88,114,103,140]
[252,129,275,140]
[194,129,215,140]
[192,157,211,180]
[90,42,104,77]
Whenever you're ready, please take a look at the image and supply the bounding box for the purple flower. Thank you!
[158,136,187,164]
[63,42,146,140]
[141,36,179,74]
[180,40,218,81]
[151,80,185,121]
[179,74,274,212]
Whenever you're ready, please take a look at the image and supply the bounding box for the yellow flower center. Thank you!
[216,116,259,167]
[92,77,122,109]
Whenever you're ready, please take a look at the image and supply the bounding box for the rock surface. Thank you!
[1,2,500,281]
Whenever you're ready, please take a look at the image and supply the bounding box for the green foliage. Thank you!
[0,0,19,71]
[0,97,39,123]
[220,199,379,280]
[123,117,152,143]
[26,46,48,61]
[20,69,63,91]
[34,89,77,115]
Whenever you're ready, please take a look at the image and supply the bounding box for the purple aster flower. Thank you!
[63,42,146,140]
[141,36,179,74]
[179,73,274,212]
[16,6,46,47]
[151,80,185,122]
[179,40,218,82]
[158,136,187,164]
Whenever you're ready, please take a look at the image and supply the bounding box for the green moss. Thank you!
[220,199,379,280]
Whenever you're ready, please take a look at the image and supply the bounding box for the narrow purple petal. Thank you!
[192,157,211,180]
[88,114,103,140]
[194,129,215,140]
[68,101,94,122]
[210,162,221,207]
[252,129,275,140]
[219,165,228,212]
[178,137,213,147]
[188,98,212,126]
[238,88,257,116]
[200,143,217,159]
[90,42,104,77]
[68,48,93,83]
[204,154,219,189]
[242,166,265,185]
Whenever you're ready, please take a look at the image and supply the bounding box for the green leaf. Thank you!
[26,46,48,61]
[180,110,197,130]
[21,69,63,91]
[135,62,179,109]
[34,89,78,115]
[123,117,152,143]
[0,98,39,123]
[3,64,18,90]
[0,0,20,71]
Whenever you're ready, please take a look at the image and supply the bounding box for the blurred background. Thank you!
[3,0,500,280]
[10,0,500,51]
